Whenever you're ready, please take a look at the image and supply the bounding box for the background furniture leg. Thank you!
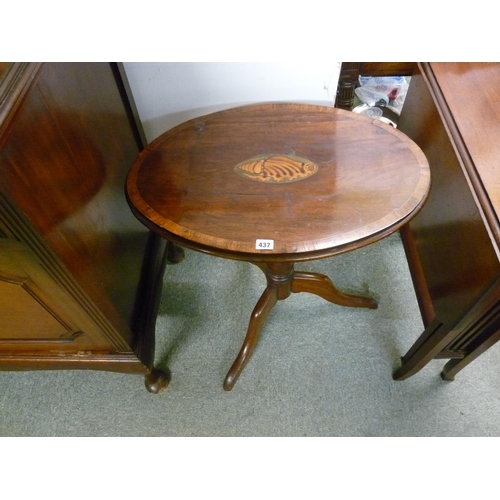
[441,326,500,381]
[393,318,453,380]
[166,240,185,264]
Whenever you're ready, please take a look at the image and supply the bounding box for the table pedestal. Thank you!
[126,102,430,392]
[223,261,378,390]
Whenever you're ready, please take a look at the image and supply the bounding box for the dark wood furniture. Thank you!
[335,62,417,110]
[0,62,170,393]
[126,102,430,390]
[391,62,500,381]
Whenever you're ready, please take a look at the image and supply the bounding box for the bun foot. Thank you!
[144,368,170,394]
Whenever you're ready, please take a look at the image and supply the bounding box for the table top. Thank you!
[126,103,430,262]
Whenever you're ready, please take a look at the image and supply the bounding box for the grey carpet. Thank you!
[1,232,500,436]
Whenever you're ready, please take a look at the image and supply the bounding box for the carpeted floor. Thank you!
[1,232,500,436]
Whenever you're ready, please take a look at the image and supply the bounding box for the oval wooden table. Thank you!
[126,103,430,391]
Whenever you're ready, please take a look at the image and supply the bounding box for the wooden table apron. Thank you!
[126,103,430,390]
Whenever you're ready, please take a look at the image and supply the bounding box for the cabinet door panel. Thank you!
[0,278,74,339]
[0,239,114,353]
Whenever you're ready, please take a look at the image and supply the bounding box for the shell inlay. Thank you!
[234,154,319,183]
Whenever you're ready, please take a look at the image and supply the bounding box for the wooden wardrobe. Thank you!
[0,62,169,393]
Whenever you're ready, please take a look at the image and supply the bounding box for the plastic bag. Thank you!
[355,76,409,112]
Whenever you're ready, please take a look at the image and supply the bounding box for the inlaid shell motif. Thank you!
[234,154,319,183]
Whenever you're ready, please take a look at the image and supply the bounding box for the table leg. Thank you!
[441,325,500,381]
[224,261,377,390]
[291,271,378,309]
[166,240,185,263]
[392,318,451,380]
[223,284,278,391]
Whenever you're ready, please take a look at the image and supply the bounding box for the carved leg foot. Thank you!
[223,284,278,391]
[144,368,170,394]
[291,271,378,309]
[166,241,185,264]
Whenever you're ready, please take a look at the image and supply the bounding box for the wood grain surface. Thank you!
[127,103,430,262]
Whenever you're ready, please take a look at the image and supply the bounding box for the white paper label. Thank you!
[255,239,274,250]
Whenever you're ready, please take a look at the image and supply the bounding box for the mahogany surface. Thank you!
[127,102,430,389]
[127,103,429,261]
[395,62,500,381]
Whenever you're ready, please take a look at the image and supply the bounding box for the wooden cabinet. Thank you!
[0,63,169,392]
[394,63,500,380]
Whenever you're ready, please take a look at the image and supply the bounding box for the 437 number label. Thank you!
[255,239,274,250]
